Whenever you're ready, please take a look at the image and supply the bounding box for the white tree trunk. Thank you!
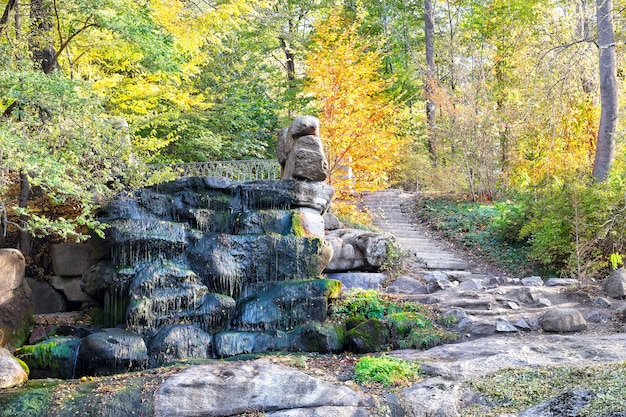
[592,0,618,181]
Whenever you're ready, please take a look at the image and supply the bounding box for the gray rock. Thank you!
[586,310,602,323]
[154,360,373,417]
[536,297,552,307]
[279,116,329,182]
[593,296,612,308]
[326,272,386,292]
[541,308,587,332]
[62,278,93,303]
[496,318,518,332]
[514,318,532,330]
[603,268,626,298]
[149,324,212,367]
[25,277,67,314]
[545,278,578,287]
[0,347,28,389]
[507,301,521,310]
[422,271,449,282]
[51,243,95,277]
[457,317,496,336]
[386,275,428,295]
[323,212,343,231]
[518,389,596,417]
[325,229,393,272]
[402,377,466,417]
[441,308,466,323]
[521,276,544,286]
[458,279,485,291]
[77,328,148,377]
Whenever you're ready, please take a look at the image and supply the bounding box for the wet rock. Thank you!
[540,308,587,332]
[62,278,93,304]
[603,268,626,298]
[0,347,28,389]
[327,272,386,292]
[25,277,67,314]
[522,276,544,286]
[76,328,148,377]
[154,360,373,417]
[518,389,596,417]
[232,279,341,331]
[345,318,389,353]
[16,336,81,379]
[149,324,212,367]
[51,243,95,277]
[325,229,393,273]
[386,275,428,295]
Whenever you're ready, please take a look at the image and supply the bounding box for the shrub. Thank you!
[353,355,421,388]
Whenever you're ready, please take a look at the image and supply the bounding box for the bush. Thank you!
[353,355,421,388]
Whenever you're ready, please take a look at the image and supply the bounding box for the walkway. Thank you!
[362,189,469,271]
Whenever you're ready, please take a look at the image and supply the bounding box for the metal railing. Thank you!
[147,159,281,181]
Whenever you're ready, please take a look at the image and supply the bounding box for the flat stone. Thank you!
[536,297,552,307]
[521,276,544,286]
[154,360,373,417]
[545,278,578,287]
[507,301,520,310]
[326,272,386,292]
[62,278,93,303]
[386,275,427,295]
[402,377,468,417]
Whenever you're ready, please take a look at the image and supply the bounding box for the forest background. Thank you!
[0,0,625,281]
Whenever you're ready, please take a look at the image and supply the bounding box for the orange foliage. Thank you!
[305,10,409,201]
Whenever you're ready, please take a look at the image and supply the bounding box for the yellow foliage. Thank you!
[305,10,410,202]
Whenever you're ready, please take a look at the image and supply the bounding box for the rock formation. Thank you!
[0,249,33,349]
[277,116,329,182]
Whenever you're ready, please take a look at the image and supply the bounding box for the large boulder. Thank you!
[0,347,28,389]
[540,308,587,333]
[76,328,148,377]
[148,324,213,367]
[51,243,95,277]
[325,229,394,272]
[603,267,626,298]
[0,249,33,348]
[26,277,67,313]
[16,336,81,379]
[154,360,373,417]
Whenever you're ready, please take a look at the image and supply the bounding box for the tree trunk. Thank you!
[18,172,31,256]
[29,0,58,74]
[592,0,618,182]
[424,0,437,163]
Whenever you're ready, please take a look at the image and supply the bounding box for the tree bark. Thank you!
[18,172,31,256]
[424,0,437,163]
[592,0,618,182]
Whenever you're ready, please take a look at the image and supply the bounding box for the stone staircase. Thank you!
[362,189,469,271]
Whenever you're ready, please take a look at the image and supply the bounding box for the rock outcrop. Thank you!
[0,347,28,389]
[0,249,33,348]
[277,116,329,182]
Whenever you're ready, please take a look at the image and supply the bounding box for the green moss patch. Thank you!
[354,355,421,388]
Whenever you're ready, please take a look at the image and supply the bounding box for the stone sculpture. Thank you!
[277,115,329,182]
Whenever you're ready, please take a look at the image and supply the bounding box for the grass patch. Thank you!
[353,355,421,388]
[463,363,626,416]
[413,196,543,276]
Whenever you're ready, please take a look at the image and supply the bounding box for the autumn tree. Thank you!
[305,10,409,208]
